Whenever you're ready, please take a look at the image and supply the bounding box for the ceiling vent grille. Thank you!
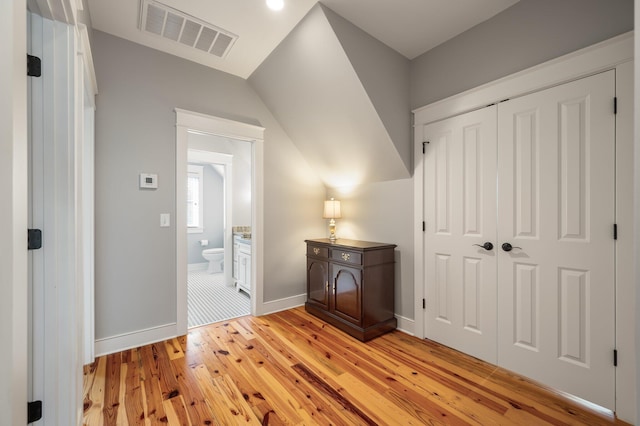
[140,0,237,58]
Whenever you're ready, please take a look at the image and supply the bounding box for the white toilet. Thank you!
[202,248,224,273]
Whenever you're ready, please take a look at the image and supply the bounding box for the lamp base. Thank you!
[328,219,337,242]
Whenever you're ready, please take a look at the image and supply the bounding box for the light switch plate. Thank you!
[139,173,158,189]
[160,213,170,227]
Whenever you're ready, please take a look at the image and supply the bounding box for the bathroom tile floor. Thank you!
[187,270,250,328]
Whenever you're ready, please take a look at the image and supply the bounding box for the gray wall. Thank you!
[634,3,640,423]
[93,31,325,340]
[410,0,634,109]
[250,4,410,188]
[186,163,224,264]
[91,0,635,341]
[330,179,414,319]
[322,4,411,173]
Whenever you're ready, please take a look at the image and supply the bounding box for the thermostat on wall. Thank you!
[139,173,158,189]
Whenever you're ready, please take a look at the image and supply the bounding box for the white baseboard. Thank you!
[259,293,306,316]
[395,314,414,336]
[94,323,178,357]
[258,294,416,337]
[188,262,208,271]
[93,303,414,357]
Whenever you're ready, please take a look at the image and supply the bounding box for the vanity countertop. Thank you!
[234,233,251,243]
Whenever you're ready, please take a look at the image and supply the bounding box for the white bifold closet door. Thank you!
[423,106,498,363]
[496,70,615,409]
[423,70,616,409]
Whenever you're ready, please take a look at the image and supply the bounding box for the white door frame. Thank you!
[78,23,97,366]
[27,11,97,424]
[413,32,635,422]
[0,0,28,423]
[176,109,265,335]
[187,149,234,288]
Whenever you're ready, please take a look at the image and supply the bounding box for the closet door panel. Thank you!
[497,70,615,410]
[423,106,498,364]
[513,262,539,351]
[559,96,588,241]
[513,109,539,239]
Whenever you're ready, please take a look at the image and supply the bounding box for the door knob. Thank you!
[473,242,494,251]
[501,243,522,252]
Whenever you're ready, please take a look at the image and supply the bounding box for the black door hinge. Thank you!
[28,229,42,250]
[613,349,618,367]
[27,55,41,77]
[613,224,618,240]
[422,221,425,232]
[28,400,42,423]
[422,141,429,154]
[422,298,426,309]
[614,97,618,114]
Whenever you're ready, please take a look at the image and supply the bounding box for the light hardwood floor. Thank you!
[83,307,628,425]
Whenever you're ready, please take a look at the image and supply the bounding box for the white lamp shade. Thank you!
[323,199,341,219]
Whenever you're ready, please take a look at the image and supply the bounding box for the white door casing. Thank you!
[1,0,28,423]
[175,109,265,335]
[496,71,615,409]
[423,106,498,363]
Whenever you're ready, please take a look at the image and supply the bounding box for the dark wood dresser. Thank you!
[304,239,397,341]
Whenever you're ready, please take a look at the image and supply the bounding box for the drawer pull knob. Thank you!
[313,248,320,255]
[341,252,351,261]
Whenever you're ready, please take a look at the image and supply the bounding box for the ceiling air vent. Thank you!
[140,0,238,58]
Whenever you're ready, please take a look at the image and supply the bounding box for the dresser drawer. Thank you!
[307,245,328,258]
[330,248,362,265]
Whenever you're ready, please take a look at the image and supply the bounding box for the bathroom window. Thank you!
[187,164,204,233]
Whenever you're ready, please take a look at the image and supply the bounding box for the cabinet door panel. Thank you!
[307,259,329,310]
[332,265,362,325]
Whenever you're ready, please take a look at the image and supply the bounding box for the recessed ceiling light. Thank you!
[266,0,284,11]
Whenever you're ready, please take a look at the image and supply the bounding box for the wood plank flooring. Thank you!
[83,307,628,425]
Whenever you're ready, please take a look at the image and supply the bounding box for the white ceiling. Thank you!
[87,0,519,79]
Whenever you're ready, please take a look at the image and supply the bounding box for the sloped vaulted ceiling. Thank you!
[249,4,411,189]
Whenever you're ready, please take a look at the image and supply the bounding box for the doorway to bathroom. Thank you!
[185,133,252,327]
[175,109,264,335]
